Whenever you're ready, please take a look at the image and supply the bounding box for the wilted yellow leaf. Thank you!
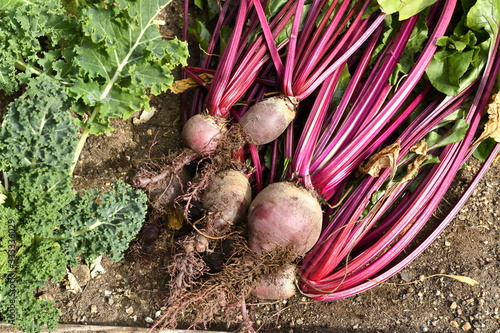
[168,207,185,230]
[170,73,214,94]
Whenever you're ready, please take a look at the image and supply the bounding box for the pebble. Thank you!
[155,310,162,318]
[445,241,451,247]
[126,306,134,315]
[108,298,114,305]
[450,302,458,309]
[145,317,154,323]
[462,322,472,331]
[90,304,97,314]
[296,318,304,325]
[450,320,459,328]
[400,270,411,282]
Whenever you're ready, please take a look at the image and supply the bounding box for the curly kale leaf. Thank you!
[0,77,79,172]
[11,168,75,245]
[0,206,18,277]
[0,211,63,333]
[71,0,189,134]
[60,181,148,263]
[0,277,60,333]
[0,0,79,93]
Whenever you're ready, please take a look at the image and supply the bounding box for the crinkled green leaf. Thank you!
[71,0,188,134]
[11,168,75,244]
[0,0,78,93]
[0,77,79,171]
[426,14,489,96]
[377,0,438,21]
[60,181,147,262]
[0,278,60,333]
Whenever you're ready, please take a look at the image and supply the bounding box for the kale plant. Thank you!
[0,0,188,331]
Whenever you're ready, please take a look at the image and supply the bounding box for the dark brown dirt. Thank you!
[3,1,499,332]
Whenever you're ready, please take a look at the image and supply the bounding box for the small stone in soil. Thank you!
[400,270,411,282]
[90,304,97,314]
[450,320,459,328]
[462,322,472,331]
[145,317,154,323]
[450,301,458,309]
[126,306,134,315]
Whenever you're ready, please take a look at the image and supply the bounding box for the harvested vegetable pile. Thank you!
[140,0,500,331]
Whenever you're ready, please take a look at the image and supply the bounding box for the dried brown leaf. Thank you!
[170,73,214,94]
[400,154,427,183]
[359,141,401,178]
[476,93,500,143]
[410,139,428,155]
[433,274,479,286]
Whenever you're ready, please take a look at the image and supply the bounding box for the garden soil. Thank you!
[2,1,499,332]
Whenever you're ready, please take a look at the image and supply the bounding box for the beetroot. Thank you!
[239,96,296,145]
[251,264,297,300]
[202,169,252,234]
[181,114,227,155]
[247,182,323,257]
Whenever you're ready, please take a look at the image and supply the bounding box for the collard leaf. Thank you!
[377,0,438,21]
